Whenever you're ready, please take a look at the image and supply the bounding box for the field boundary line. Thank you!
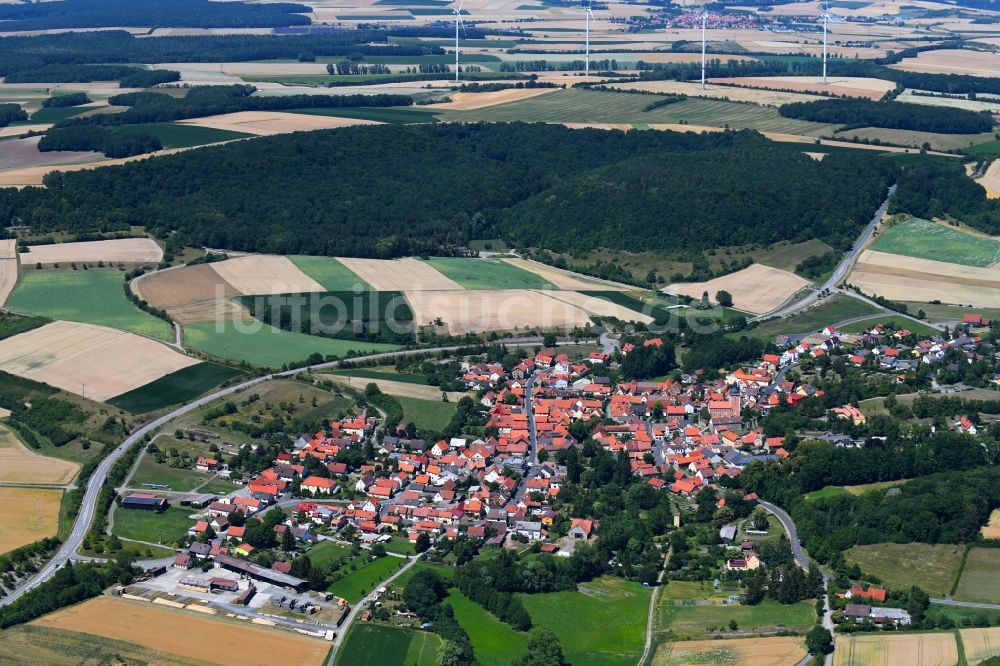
[951,544,972,597]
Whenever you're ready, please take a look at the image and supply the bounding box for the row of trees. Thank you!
[38,126,163,158]
[778,99,995,135]
[890,161,1000,235]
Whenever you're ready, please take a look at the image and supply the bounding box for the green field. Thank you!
[128,456,214,493]
[199,478,240,495]
[421,257,554,290]
[396,396,458,431]
[331,368,428,385]
[448,589,530,666]
[288,255,370,291]
[441,89,837,136]
[112,505,192,546]
[289,107,439,124]
[328,554,407,604]
[392,561,454,589]
[8,270,173,341]
[872,217,1000,267]
[184,321,398,368]
[335,624,441,666]
[244,290,412,343]
[845,543,964,597]
[582,290,673,321]
[29,106,90,123]
[659,598,815,640]
[749,296,882,339]
[838,315,939,337]
[954,548,1000,604]
[107,363,242,413]
[125,122,251,149]
[521,577,650,666]
[307,540,352,568]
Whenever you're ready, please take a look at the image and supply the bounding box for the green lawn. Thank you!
[112,505,192,546]
[184,321,398,368]
[288,255,371,291]
[955,548,1000,604]
[845,543,964,597]
[128,456,214,492]
[107,363,243,413]
[383,535,416,556]
[335,623,441,666]
[837,315,939,337]
[421,257,554,290]
[448,589,530,666]
[124,123,251,149]
[8,270,173,341]
[307,540,352,569]
[659,599,815,640]
[871,217,1000,267]
[328,554,407,604]
[396,396,457,431]
[199,478,240,496]
[521,577,650,666]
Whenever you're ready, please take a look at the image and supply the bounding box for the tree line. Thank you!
[41,92,90,108]
[0,103,28,128]
[890,161,1000,235]
[38,126,163,159]
[778,99,994,135]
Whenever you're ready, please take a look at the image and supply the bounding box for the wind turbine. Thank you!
[453,0,466,83]
[700,9,708,90]
[585,0,595,75]
[820,1,831,85]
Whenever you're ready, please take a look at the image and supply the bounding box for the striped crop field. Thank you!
[439,89,837,136]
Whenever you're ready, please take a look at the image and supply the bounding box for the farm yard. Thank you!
[665,263,810,314]
[651,636,807,666]
[871,218,1000,267]
[832,632,958,666]
[18,238,163,266]
[0,423,80,486]
[0,487,62,555]
[31,597,332,666]
[954,548,1000,604]
[8,270,174,341]
[0,321,199,402]
[844,543,964,597]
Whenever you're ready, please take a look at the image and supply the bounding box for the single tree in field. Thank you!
[806,625,833,655]
[699,291,710,309]
[716,290,733,307]
[513,628,569,666]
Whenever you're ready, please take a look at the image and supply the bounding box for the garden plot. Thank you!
[20,238,163,265]
[665,264,810,315]
[0,320,199,402]
[404,289,593,333]
[338,257,462,291]
[178,110,380,136]
[210,255,326,295]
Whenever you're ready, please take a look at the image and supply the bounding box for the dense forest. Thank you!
[0,0,311,30]
[778,99,995,134]
[60,85,412,127]
[1,64,180,87]
[38,126,163,159]
[0,103,27,128]
[0,124,896,258]
[891,161,1000,235]
[41,92,90,108]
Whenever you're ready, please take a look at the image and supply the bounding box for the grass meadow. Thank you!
[111,505,193,546]
[421,257,554,290]
[659,598,815,640]
[396,395,457,431]
[107,362,242,413]
[872,217,1000,267]
[448,589,530,666]
[128,456,214,493]
[844,543,964,597]
[9,270,173,341]
[335,623,441,666]
[327,554,407,604]
[838,315,939,337]
[954,548,1000,604]
[288,255,372,291]
[184,321,398,367]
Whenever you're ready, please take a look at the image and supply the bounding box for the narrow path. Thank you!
[639,547,671,666]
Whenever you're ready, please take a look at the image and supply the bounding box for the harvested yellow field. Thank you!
[653,636,807,666]
[32,596,331,666]
[211,255,325,295]
[665,263,811,315]
[981,160,1000,199]
[961,627,1000,664]
[20,238,163,265]
[178,110,379,136]
[432,87,559,110]
[0,320,199,401]
[833,632,957,666]
[339,257,462,291]
[134,263,239,309]
[405,289,593,333]
[710,75,895,100]
[897,89,1000,114]
[982,509,1000,540]
[850,250,1000,307]
[503,258,617,290]
[0,487,61,555]
[0,423,80,485]
[0,146,201,188]
[543,290,654,323]
[320,373,469,401]
[0,123,51,138]
[608,79,825,106]
[891,49,1000,78]
[0,238,16,306]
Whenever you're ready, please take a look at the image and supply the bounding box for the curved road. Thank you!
[0,341,557,608]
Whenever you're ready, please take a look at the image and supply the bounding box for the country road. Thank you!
[0,339,561,608]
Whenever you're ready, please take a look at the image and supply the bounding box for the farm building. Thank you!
[213,553,307,592]
[121,493,167,512]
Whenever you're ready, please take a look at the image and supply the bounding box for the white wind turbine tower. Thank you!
[700,9,709,90]
[585,0,595,75]
[453,0,466,82]
[821,1,831,84]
